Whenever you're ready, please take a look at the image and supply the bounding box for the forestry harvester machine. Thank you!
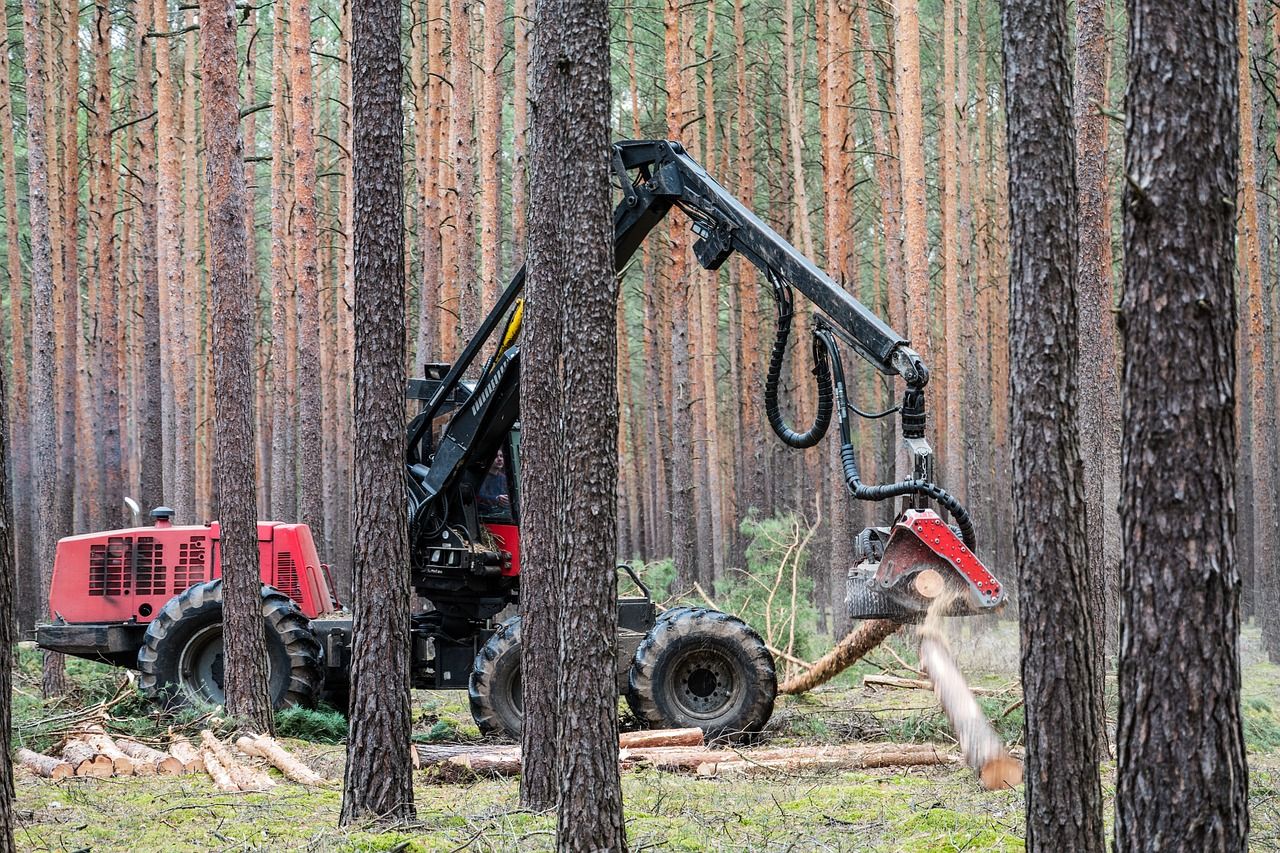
[37,140,1004,739]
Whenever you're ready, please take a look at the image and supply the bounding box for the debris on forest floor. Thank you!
[413,728,960,782]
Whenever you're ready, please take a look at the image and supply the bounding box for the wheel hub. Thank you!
[670,649,737,719]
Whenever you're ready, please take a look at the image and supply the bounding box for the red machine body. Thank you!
[48,519,336,624]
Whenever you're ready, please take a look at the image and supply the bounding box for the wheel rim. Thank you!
[506,669,523,714]
[178,624,226,706]
[666,647,741,720]
[177,624,273,707]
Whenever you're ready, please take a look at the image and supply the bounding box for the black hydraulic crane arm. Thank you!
[409,139,930,464]
[610,140,927,386]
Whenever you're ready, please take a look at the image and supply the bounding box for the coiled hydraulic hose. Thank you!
[816,327,978,552]
[764,279,834,448]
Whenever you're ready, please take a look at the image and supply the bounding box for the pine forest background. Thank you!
[1,0,1277,658]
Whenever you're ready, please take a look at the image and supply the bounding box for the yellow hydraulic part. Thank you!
[495,298,524,360]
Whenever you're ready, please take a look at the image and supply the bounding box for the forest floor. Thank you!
[10,623,1280,852]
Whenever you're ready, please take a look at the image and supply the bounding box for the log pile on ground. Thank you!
[17,748,73,779]
[201,730,274,791]
[413,728,957,781]
[235,734,326,785]
[13,726,325,793]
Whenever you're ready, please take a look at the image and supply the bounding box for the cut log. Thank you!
[61,740,113,778]
[864,673,1003,696]
[617,728,704,749]
[77,726,135,776]
[200,747,240,792]
[918,629,1023,790]
[200,731,274,791]
[243,734,324,785]
[913,569,945,599]
[625,742,953,773]
[168,736,203,772]
[117,739,185,775]
[17,748,73,779]
[779,618,901,694]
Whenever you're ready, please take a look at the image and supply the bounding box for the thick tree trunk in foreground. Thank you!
[340,0,415,823]
[0,319,17,852]
[201,0,275,734]
[1115,0,1249,847]
[23,0,67,698]
[519,0,626,843]
[1001,0,1105,848]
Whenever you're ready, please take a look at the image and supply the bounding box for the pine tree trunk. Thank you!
[0,33,34,632]
[133,0,163,514]
[0,311,16,850]
[892,0,931,391]
[199,0,275,734]
[269,4,295,520]
[448,0,479,339]
[1115,0,1250,845]
[479,0,503,313]
[289,0,325,549]
[522,0,627,838]
[1073,0,1118,742]
[91,0,125,525]
[1002,0,1106,847]
[340,0,416,823]
[23,0,67,696]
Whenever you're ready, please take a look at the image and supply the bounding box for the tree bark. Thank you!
[23,0,67,697]
[891,0,931,398]
[448,0,479,340]
[289,0,325,550]
[479,0,504,313]
[1002,0,1106,847]
[269,2,295,521]
[1115,0,1250,846]
[340,0,416,822]
[1073,0,1118,747]
[522,0,627,841]
[199,0,275,734]
[0,288,16,847]
[0,28,34,634]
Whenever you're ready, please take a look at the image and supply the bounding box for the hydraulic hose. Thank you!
[764,280,834,448]
[816,328,978,552]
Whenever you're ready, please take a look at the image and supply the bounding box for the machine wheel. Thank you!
[627,608,776,741]
[469,616,524,739]
[137,580,323,711]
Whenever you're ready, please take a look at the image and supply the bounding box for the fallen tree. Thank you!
[778,619,901,694]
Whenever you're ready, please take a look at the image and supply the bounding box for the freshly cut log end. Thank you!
[913,569,945,599]
[76,726,136,776]
[18,748,74,780]
[61,740,114,779]
[979,755,1023,791]
[117,739,184,775]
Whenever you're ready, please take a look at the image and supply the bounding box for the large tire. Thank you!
[627,607,776,741]
[137,580,323,711]
[469,616,523,739]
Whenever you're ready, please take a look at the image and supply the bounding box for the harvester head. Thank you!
[846,508,1006,623]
